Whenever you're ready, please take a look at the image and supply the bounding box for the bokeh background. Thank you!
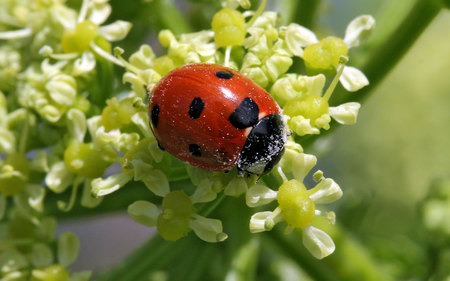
[57,0,450,279]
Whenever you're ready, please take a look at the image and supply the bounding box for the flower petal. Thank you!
[99,20,132,42]
[66,109,86,142]
[91,173,132,197]
[128,200,160,227]
[329,102,361,125]
[302,225,335,259]
[246,184,278,207]
[344,15,376,48]
[45,162,74,193]
[190,179,217,204]
[224,177,248,197]
[189,214,228,242]
[309,178,343,204]
[292,153,317,182]
[282,23,319,57]
[57,232,80,267]
[133,162,169,197]
[73,52,96,75]
[88,3,111,25]
[340,66,369,92]
[249,211,275,233]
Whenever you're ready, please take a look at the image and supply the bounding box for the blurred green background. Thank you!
[319,7,450,281]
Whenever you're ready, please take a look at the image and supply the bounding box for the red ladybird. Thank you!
[148,63,286,175]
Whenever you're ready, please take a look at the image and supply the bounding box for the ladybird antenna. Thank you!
[246,0,267,28]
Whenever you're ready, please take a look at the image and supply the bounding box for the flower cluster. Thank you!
[0,0,375,274]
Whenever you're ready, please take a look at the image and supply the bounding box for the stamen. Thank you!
[78,0,90,23]
[323,56,348,101]
[245,0,267,28]
[58,176,83,212]
[89,42,125,68]
[277,166,288,182]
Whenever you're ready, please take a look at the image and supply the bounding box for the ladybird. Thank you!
[148,63,286,175]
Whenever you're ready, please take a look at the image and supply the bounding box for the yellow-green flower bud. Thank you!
[284,95,329,126]
[211,8,246,47]
[64,142,112,178]
[277,180,315,228]
[101,97,136,131]
[61,20,98,53]
[303,36,348,76]
[153,56,175,76]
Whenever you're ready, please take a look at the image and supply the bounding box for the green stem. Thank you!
[300,0,442,148]
[154,0,192,34]
[292,0,321,28]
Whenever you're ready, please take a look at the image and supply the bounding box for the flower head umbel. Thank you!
[247,150,342,259]
[0,0,375,267]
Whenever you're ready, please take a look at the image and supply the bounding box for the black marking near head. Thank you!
[188,97,205,119]
[151,104,160,128]
[228,98,259,129]
[237,114,286,175]
[189,144,202,157]
[215,70,234,79]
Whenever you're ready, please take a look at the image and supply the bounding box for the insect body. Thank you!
[149,63,286,175]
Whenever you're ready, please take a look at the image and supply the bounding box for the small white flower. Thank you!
[281,15,375,92]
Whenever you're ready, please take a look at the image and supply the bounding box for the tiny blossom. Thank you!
[128,191,227,243]
[247,151,342,259]
[276,58,362,136]
[240,11,293,88]
[281,15,375,92]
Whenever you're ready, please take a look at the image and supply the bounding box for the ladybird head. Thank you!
[237,114,286,176]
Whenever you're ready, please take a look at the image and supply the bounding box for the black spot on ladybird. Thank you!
[157,142,165,151]
[188,97,204,119]
[151,104,160,128]
[215,70,234,79]
[189,144,202,157]
[228,97,259,129]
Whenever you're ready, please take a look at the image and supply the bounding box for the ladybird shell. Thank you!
[149,63,283,172]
